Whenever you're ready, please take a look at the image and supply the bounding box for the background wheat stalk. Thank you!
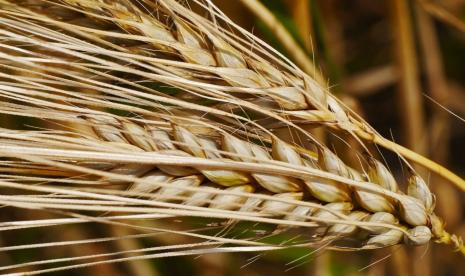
[0,0,463,275]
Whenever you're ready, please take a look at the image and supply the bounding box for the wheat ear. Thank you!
[0,0,463,274]
[54,0,465,191]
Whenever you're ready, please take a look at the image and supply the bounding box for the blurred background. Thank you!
[1,0,464,275]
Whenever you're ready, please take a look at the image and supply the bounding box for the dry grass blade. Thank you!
[420,1,465,34]
[0,0,463,274]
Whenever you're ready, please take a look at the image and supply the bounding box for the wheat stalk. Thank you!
[0,0,463,274]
